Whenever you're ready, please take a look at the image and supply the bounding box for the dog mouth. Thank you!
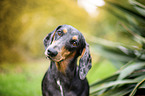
[46,55,65,62]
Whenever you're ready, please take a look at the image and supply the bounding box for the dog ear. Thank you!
[79,43,92,80]
[43,31,54,49]
[43,25,62,49]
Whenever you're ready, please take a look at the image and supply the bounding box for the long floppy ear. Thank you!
[79,43,92,80]
[43,31,54,49]
[43,25,62,49]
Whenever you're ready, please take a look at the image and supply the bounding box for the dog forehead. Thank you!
[61,25,80,33]
[65,32,82,41]
[59,25,84,40]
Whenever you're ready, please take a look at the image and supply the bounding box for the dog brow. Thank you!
[63,28,67,33]
[72,36,78,40]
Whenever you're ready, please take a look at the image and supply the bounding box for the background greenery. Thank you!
[0,0,145,96]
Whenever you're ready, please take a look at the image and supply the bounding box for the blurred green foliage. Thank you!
[1,0,140,64]
[0,61,48,96]
[89,0,145,95]
[1,0,141,64]
[0,0,97,63]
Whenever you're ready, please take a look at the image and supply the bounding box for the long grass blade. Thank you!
[129,79,145,96]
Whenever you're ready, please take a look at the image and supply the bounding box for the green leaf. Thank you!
[134,75,145,82]
[121,23,145,44]
[129,78,145,96]
[129,0,145,8]
[85,34,142,63]
[90,80,137,94]
[90,73,119,87]
[85,34,145,63]
[118,63,145,80]
[128,71,145,78]
[134,7,145,17]
[129,0,145,16]
[140,82,145,88]
[106,1,145,23]
[92,44,145,63]
[99,86,133,96]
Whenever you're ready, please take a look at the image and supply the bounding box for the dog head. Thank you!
[43,25,92,80]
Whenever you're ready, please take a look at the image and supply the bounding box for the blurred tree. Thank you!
[0,0,26,63]
[0,0,96,63]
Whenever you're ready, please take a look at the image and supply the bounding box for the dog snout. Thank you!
[46,48,58,57]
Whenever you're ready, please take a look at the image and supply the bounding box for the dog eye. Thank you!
[73,41,77,46]
[70,40,77,46]
[58,31,63,36]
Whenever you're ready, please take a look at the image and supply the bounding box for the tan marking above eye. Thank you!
[72,36,78,40]
[63,28,67,33]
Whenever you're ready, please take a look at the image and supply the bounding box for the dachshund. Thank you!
[42,25,92,96]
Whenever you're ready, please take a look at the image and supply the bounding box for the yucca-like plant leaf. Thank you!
[134,75,145,83]
[98,86,133,96]
[129,0,145,16]
[118,63,145,80]
[105,1,145,23]
[91,41,145,63]
[128,70,145,79]
[139,81,145,88]
[90,73,119,87]
[90,79,137,95]
[86,33,145,68]
[90,71,145,96]
[120,23,145,45]
[89,0,145,95]
[103,1,145,38]
[129,78,145,96]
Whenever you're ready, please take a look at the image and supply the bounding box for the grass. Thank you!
[0,60,49,96]
[0,59,116,96]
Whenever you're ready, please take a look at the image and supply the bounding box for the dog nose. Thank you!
[47,48,58,57]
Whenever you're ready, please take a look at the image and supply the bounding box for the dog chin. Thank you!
[46,56,64,62]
